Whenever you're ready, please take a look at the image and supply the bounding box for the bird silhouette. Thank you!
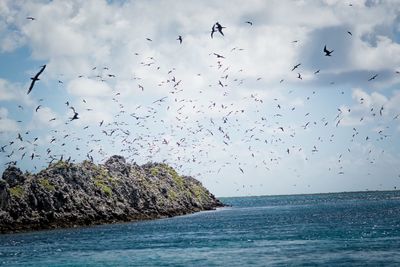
[291,63,301,71]
[215,22,225,36]
[323,45,334,56]
[69,107,79,121]
[213,53,225,59]
[27,65,46,94]
[177,35,182,44]
[211,24,217,38]
[368,74,378,81]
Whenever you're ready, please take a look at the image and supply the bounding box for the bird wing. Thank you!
[37,65,46,76]
[27,80,35,94]
[27,65,46,94]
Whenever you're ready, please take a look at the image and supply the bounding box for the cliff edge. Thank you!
[0,155,223,233]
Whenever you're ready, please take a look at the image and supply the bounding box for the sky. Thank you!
[1,0,400,197]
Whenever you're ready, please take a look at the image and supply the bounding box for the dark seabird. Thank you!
[69,107,79,121]
[291,63,301,71]
[323,45,334,56]
[27,65,46,94]
[368,74,378,81]
[211,24,216,38]
[216,22,225,35]
[297,73,302,80]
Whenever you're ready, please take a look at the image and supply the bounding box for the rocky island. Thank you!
[0,155,223,234]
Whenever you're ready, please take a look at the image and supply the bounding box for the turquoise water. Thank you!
[1,191,400,266]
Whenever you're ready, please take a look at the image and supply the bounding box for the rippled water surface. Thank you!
[1,191,400,266]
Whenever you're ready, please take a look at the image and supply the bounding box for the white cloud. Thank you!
[0,107,19,132]
[0,78,34,106]
[67,78,113,97]
[340,88,400,126]
[29,106,62,129]
[1,0,400,195]
[0,79,15,101]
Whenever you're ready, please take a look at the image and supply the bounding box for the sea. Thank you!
[1,190,400,266]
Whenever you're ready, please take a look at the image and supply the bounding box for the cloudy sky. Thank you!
[1,0,400,196]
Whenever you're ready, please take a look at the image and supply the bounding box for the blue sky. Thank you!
[1,0,400,197]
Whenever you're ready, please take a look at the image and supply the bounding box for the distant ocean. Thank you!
[1,191,400,266]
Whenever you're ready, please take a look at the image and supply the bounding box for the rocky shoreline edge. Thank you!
[0,155,223,234]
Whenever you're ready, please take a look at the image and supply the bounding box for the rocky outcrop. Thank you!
[0,155,223,233]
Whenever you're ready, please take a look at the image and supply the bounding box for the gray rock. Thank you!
[2,166,25,187]
[0,155,223,233]
[0,179,9,209]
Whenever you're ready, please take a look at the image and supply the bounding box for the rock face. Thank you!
[0,155,223,233]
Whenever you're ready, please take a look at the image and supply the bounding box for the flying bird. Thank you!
[69,107,79,121]
[291,63,301,71]
[215,22,225,36]
[323,45,334,56]
[177,35,182,44]
[368,74,378,81]
[35,105,41,112]
[211,24,216,38]
[26,17,35,20]
[27,65,46,94]
[245,21,253,25]
[213,53,225,59]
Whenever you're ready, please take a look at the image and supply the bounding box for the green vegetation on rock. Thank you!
[150,167,159,176]
[38,178,55,191]
[51,160,70,169]
[9,185,24,199]
[192,185,208,202]
[0,155,223,234]
[160,164,184,188]
[94,180,112,197]
[168,189,177,201]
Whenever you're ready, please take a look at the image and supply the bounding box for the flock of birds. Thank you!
[1,10,400,193]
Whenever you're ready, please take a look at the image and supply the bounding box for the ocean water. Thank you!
[1,191,400,266]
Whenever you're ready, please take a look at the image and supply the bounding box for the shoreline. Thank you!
[0,155,223,235]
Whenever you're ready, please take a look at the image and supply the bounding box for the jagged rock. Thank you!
[2,166,25,187]
[0,179,9,209]
[0,155,223,233]
[104,155,130,175]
